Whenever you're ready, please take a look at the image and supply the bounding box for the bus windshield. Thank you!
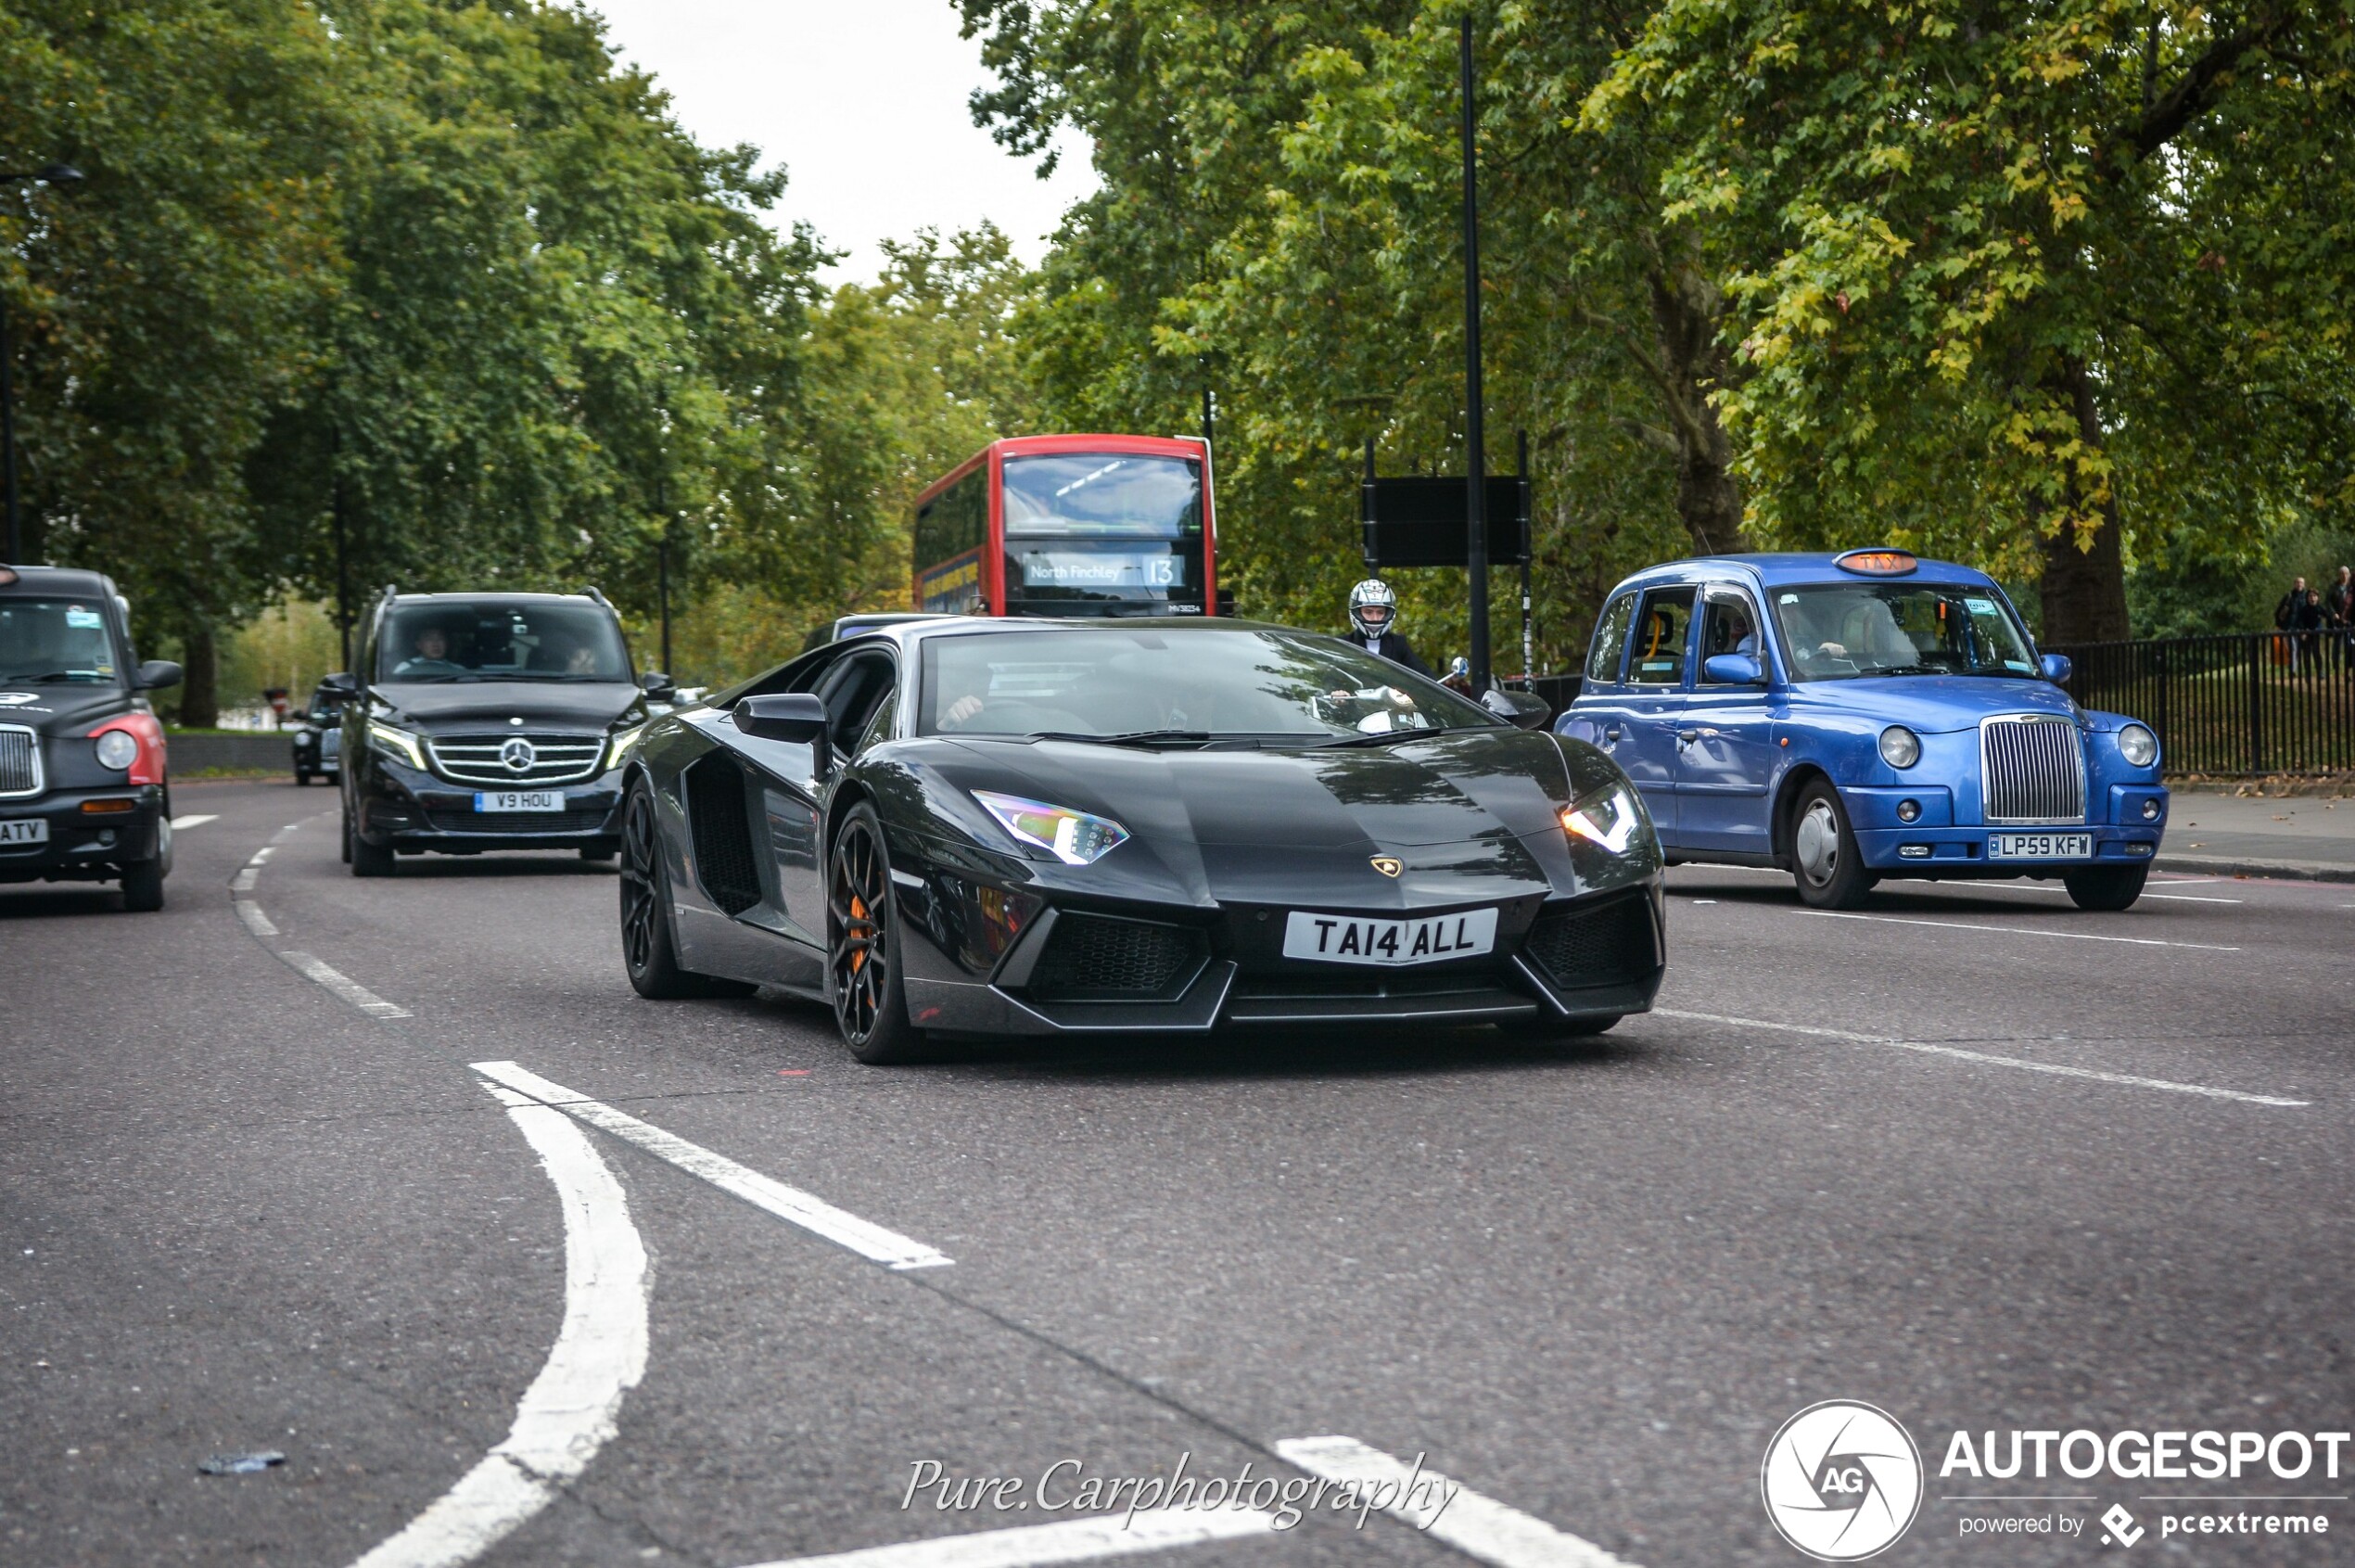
[1000,454,1201,538]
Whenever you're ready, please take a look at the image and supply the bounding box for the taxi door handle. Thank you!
[1602,725,1622,743]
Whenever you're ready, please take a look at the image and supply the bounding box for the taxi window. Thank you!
[1698,592,1763,682]
[1627,588,1695,686]
[1585,594,1636,682]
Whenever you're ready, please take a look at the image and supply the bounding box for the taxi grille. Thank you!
[0,725,39,797]
[426,733,605,786]
[1980,717,2086,824]
[1029,913,1207,1001]
[1521,893,1659,991]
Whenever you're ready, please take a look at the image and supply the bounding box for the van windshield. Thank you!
[376,602,630,682]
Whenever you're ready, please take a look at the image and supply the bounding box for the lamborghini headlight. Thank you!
[605,722,647,771]
[973,790,1130,865]
[367,720,427,771]
[1561,781,1643,855]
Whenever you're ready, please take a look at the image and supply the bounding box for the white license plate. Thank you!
[1282,907,1498,966]
[472,790,564,813]
[1989,831,2092,860]
[0,818,49,846]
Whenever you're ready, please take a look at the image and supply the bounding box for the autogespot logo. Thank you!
[1762,1400,1925,1562]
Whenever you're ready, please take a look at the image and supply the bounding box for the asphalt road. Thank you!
[6,777,2352,1567]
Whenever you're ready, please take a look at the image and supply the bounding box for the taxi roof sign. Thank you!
[1834,548,1918,577]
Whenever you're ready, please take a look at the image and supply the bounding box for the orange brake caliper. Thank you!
[848,895,869,973]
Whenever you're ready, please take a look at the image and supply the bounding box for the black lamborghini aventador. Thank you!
[616,618,1666,1063]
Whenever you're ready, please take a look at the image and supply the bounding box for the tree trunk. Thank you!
[1648,264,1748,556]
[179,619,220,728]
[2037,358,2132,645]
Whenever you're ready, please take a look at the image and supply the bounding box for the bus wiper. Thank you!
[1025,729,1217,748]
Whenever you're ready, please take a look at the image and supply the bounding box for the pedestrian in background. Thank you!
[2328,566,2354,672]
[2276,575,2311,671]
[2292,586,2326,678]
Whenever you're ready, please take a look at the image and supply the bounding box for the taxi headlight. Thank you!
[2117,722,2158,769]
[605,722,647,771]
[1878,725,1921,770]
[94,730,139,771]
[973,790,1130,865]
[1561,781,1643,855]
[367,720,428,771]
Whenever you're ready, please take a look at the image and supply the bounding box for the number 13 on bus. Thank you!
[913,435,1228,618]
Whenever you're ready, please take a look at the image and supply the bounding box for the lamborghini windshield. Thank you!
[1771,583,2039,682]
[917,627,1494,742]
[376,601,630,682]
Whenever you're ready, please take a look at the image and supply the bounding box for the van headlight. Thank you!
[1878,725,1922,769]
[605,722,647,771]
[367,720,428,771]
[1561,781,1643,855]
[2117,722,2158,769]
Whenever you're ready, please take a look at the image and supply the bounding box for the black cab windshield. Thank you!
[376,601,630,682]
[0,598,121,684]
[1771,582,2038,682]
[917,627,1493,742]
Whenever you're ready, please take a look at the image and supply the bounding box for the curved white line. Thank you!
[349,1083,650,1568]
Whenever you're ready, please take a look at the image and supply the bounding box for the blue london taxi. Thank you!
[1557,549,2168,910]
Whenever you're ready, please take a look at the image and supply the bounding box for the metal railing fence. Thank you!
[2049,632,2355,776]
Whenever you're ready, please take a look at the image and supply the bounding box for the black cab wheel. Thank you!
[619,783,753,999]
[827,802,932,1064]
[295,768,311,786]
[120,858,165,912]
[2064,864,2148,911]
[1789,780,1876,910]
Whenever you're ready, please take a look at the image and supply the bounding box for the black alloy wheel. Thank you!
[618,781,749,1000]
[348,809,395,877]
[827,803,926,1064]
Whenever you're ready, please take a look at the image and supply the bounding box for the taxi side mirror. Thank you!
[134,659,183,691]
[2039,653,2073,684]
[1702,653,1764,685]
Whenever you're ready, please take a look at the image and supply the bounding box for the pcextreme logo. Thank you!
[1762,1401,1925,1562]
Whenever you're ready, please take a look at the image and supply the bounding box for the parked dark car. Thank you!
[615,617,1663,1063]
[340,588,673,875]
[291,673,350,785]
[0,564,183,910]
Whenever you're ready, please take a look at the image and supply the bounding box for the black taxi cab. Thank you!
[0,564,184,910]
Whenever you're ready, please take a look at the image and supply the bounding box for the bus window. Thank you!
[915,467,988,613]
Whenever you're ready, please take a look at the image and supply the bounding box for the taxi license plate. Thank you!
[473,790,564,813]
[1282,908,1498,966]
[1989,831,2092,860]
[0,818,49,846]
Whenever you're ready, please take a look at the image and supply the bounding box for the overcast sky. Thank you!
[586,0,1098,282]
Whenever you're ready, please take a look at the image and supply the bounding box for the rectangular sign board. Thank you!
[1361,476,1530,567]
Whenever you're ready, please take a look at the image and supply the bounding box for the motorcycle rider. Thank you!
[1343,579,1435,679]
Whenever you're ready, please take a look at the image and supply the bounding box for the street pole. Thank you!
[1518,428,1534,685]
[331,422,351,670]
[1,294,17,565]
[656,467,672,676]
[1459,16,1491,695]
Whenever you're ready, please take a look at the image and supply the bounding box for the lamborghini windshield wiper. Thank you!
[1025,729,1218,748]
[1318,726,1445,747]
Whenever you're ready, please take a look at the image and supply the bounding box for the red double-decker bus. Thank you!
[912,434,1223,618]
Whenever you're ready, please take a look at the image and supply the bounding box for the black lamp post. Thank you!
[1458,21,1491,695]
[0,162,83,565]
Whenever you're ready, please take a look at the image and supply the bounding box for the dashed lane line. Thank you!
[1795,908,2239,951]
[235,900,279,938]
[473,1060,952,1270]
[281,950,413,1020]
[1653,1008,2309,1108]
[1275,1438,1637,1568]
[347,1081,649,1568]
[734,1509,1280,1568]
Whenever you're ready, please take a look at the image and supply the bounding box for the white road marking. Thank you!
[1654,1008,2308,1107]
[1275,1437,1636,1568]
[281,951,413,1019]
[248,846,274,864]
[1797,908,2239,951]
[473,1061,952,1270]
[168,813,217,830]
[734,1509,1279,1568]
[2140,893,2243,904]
[236,901,279,937]
[348,1082,649,1568]
[273,822,302,843]
[230,867,260,892]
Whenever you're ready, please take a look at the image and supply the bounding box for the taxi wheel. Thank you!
[1790,781,1874,910]
[2064,864,2148,911]
[827,803,930,1064]
[120,858,165,912]
[618,783,753,1000]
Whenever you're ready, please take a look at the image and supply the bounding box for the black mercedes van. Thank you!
[340,587,671,875]
[0,564,184,910]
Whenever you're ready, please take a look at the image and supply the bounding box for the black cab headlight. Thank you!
[2117,722,2158,769]
[1878,725,1921,769]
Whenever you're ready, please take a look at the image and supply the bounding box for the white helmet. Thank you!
[1348,579,1398,640]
